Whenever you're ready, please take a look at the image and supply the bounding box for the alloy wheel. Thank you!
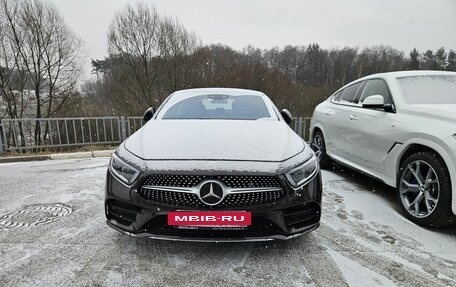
[312,134,323,161]
[399,160,440,218]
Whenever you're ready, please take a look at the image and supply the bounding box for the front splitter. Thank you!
[107,220,319,242]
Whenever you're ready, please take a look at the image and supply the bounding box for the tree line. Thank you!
[83,3,456,117]
[2,0,456,124]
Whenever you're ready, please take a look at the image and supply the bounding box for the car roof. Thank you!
[359,70,456,81]
[332,70,456,95]
[171,88,266,100]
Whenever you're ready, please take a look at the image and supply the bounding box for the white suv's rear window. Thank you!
[397,75,456,104]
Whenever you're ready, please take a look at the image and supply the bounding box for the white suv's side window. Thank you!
[332,91,342,101]
[333,82,363,105]
[359,79,391,104]
[340,82,363,104]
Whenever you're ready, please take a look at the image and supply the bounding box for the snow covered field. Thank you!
[0,158,455,286]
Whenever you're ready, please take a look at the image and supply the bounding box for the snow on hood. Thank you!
[402,104,456,121]
[124,120,305,162]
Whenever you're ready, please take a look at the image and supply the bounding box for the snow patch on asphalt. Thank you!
[326,249,397,287]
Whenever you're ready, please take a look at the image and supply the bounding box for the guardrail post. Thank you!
[0,121,4,155]
[303,118,308,142]
[293,117,297,133]
[120,116,127,141]
[297,117,304,138]
[127,118,131,137]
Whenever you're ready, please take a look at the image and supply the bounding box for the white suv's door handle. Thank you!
[325,110,334,116]
[349,115,358,121]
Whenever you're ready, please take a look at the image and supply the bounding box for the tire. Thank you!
[311,130,332,170]
[397,151,455,227]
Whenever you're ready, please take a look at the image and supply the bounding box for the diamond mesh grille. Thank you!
[138,174,285,208]
[142,174,281,188]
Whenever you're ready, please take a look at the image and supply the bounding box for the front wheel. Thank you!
[311,131,332,169]
[397,151,455,227]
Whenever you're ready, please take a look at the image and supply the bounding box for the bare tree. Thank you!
[0,0,32,147]
[159,17,199,91]
[0,0,29,119]
[107,2,161,110]
[106,2,200,114]
[0,0,83,146]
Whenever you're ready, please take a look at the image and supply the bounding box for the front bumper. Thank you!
[105,170,322,242]
[107,220,320,242]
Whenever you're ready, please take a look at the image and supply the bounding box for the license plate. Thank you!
[168,211,251,227]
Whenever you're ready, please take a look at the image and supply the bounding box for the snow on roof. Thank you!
[361,70,456,80]
[171,88,266,100]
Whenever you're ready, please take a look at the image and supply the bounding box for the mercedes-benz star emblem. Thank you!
[199,181,224,205]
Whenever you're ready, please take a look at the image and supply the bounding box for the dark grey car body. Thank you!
[105,88,322,242]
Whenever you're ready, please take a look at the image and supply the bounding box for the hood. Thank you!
[401,104,456,121]
[124,120,305,162]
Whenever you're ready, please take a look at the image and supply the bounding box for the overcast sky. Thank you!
[54,0,456,79]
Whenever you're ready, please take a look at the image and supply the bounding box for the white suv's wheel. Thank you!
[311,131,332,169]
[397,151,455,227]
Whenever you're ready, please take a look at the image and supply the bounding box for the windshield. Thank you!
[161,94,274,120]
[397,75,456,104]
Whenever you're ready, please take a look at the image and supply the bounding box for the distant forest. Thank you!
[86,44,456,117]
[2,1,455,120]
[83,3,456,117]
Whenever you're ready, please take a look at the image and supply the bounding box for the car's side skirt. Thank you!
[326,152,395,188]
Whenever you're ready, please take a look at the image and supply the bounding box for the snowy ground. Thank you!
[0,158,455,287]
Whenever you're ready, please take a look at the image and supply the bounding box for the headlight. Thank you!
[285,156,318,187]
[109,153,140,185]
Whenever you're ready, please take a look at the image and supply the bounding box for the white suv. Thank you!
[310,71,456,227]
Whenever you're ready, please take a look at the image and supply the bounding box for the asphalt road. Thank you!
[0,158,455,287]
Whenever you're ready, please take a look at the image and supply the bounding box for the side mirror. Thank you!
[281,109,292,125]
[362,95,385,109]
[143,107,156,123]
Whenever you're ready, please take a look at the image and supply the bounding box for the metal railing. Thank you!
[0,117,124,151]
[292,117,312,142]
[126,117,144,137]
[0,116,312,153]
[0,122,3,154]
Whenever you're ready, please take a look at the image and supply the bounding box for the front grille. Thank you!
[139,189,202,208]
[216,175,281,188]
[142,175,205,188]
[138,174,285,209]
[218,190,285,208]
[140,216,284,238]
[142,174,281,188]
[137,188,286,209]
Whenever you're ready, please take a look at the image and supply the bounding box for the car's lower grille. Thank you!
[142,174,282,189]
[283,203,320,230]
[106,200,140,226]
[140,216,284,238]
